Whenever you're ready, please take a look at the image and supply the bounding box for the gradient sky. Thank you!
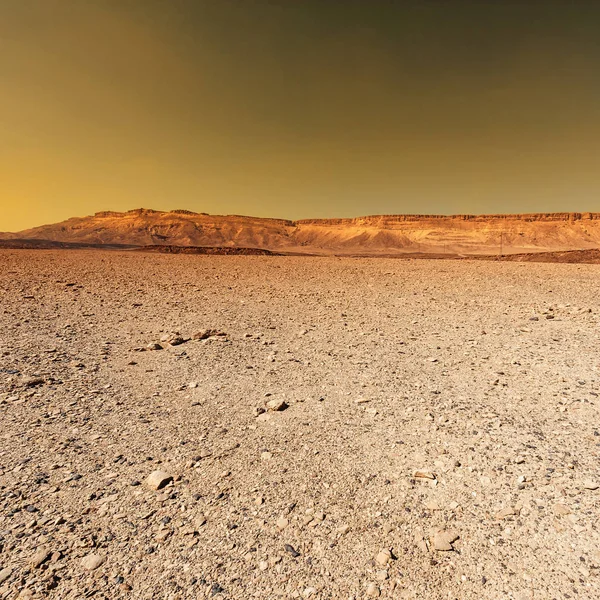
[2,0,600,231]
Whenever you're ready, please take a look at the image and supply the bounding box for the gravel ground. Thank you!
[1,250,599,600]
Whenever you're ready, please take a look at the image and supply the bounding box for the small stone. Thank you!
[195,514,207,529]
[193,329,226,340]
[266,399,288,412]
[155,529,172,542]
[336,524,350,535]
[209,583,224,596]
[29,547,51,568]
[495,507,517,520]
[413,470,436,480]
[253,407,266,417]
[302,587,317,598]
[81,553,106,571]
[431,529,459,551]
[22,376,44,388]
[553,504,571,516]
[146,343,162,351]
[261,452,273,461]
[276,517,289,530]
[376,570,389,581]
[583,481,599,490]
[415,535,429,553]
[375,549,392,566]
[0,568,12,584]
[259,560,269,571]
[284,544,300,557]
[145,470,173,490]
[366,582,380,597]
[188,382,198,389]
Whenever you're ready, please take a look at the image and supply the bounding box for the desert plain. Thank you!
[1,250,599,600]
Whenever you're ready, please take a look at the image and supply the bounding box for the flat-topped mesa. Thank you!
[295,212,600,226]
[3,209,600,255]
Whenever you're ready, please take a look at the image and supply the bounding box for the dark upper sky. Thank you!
[2,0,600,230]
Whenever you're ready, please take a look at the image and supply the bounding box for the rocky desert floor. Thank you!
[1,250,599,600]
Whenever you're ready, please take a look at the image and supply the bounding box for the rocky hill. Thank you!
[2,209,600,255]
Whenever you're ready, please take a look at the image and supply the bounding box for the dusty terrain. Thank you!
[2,209,600,256]
[1,250,599,600]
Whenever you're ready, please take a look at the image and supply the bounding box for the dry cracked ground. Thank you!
[1,250,600,600]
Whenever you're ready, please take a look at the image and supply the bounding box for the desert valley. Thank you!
[1,244,599,599]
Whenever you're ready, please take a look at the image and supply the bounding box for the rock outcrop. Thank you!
[2,209,600,255]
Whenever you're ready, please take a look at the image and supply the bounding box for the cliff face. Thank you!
[2,209,600,255]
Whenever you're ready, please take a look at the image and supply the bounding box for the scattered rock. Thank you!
[431,529,459,551]
[284,544,301,557]
[495,507,518,520]
[0,568,12,584]
[413,470,436,480]
[22,376,44,388]
[192,329,226,340]
[553,504,571,516]
[81,554,106,571]
[266,398,288,412]
[375,549,392,566]
[29,547,51,568]
[145,470,173,490]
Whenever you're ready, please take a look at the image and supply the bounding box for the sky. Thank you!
[2,0,600,231]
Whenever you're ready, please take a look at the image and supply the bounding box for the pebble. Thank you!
[0,568,12,584]
[413,470,436,480]
[145,470,173,490]
[366,582,380,597]
[375,549,392,566]
[583,481,599,490]
[553,504,571,516]
[29,547,51,568]
[192,329,226,340]
[276,517,289,530]
[495,507,517,520]
[266,398,288,412]
[431,529,459,551]
[284,544,301,557]
[81,553,106,571]
[194,515,206,529]
[156,529,172,542]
